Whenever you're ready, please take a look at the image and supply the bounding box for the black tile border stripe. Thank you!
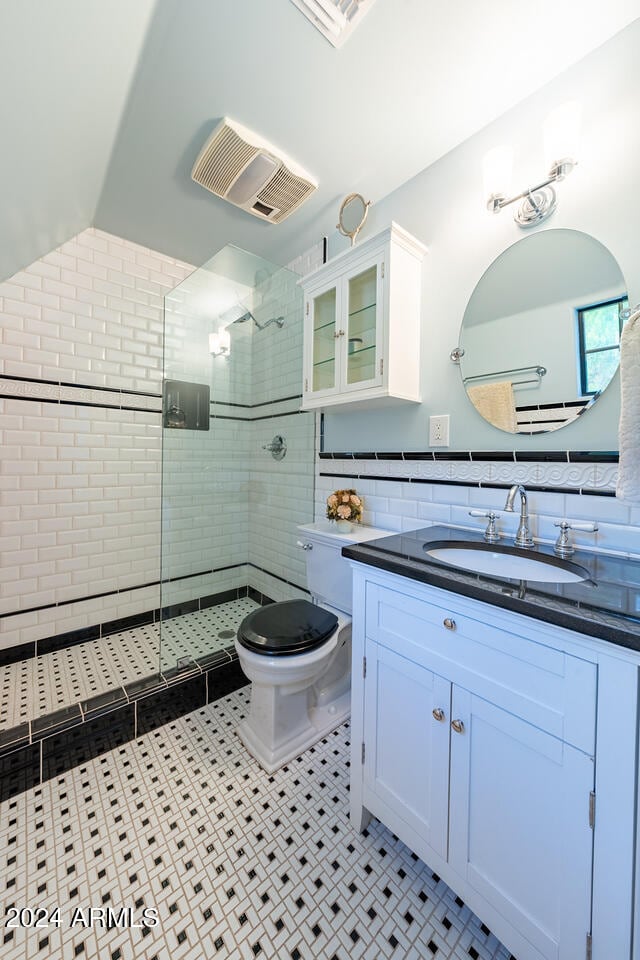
[0,376,304,418]
[0,564,308,666]
[0,658,249,801]
[319,471,617,498]
[0,393,160,414]
[318,450,619,463]
[0,373,161,399]
[0,593,276,768]
[0,563,249,624]
[208,409,308,423]
[209,393,303,409]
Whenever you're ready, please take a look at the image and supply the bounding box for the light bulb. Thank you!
[483,145,513,209]
[544,101,581,174]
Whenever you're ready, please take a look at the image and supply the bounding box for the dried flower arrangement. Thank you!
[326,488,363,524]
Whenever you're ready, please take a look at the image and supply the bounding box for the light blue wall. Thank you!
[0,0,156,282]
[320,21,640,453]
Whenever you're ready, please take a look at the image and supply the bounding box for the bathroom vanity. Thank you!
[344,527,640,960]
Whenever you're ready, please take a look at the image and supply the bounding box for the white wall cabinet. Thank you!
[349,565,638,960]
[300,223,426,411]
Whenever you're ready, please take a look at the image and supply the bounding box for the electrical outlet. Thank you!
[429,414,450,447]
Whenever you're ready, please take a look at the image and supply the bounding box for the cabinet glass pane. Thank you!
[347,265,377,385]
[312,287,337,392]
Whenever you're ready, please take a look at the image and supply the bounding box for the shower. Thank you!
[233,309,285,331]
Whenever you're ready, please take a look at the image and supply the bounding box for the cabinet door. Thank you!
[307,281,340,396]
[448,688,593,960]
[363,642,450,860]
[342,257,384,393]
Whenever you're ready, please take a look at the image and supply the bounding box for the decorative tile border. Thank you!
[318,450,619,493]
[0,374,162,412]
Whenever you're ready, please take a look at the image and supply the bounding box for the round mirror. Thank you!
[337,193,371,246]
[458,229,628,434]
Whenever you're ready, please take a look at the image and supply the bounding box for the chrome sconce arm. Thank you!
[484,101,581,229]
[487,157,578,228]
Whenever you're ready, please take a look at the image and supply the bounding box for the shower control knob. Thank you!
[296,540,313,551]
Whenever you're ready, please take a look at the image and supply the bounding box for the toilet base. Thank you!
[236,689,350,774]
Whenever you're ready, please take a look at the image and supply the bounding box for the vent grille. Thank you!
[192,125,258,196]
[191,118,317,224]
[289,0,376,47]
[257,167,317,223]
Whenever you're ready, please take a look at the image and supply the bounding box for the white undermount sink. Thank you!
[424,542,590,583]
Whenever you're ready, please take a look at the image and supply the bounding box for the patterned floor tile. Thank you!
[0,599,259,731]
[0,687,515,960]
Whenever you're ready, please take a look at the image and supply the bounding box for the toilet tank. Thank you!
[297,522,391,614]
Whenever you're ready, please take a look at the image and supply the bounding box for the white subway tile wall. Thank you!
[249,412,316,598]
[0,230,326,654]
[0,229,193,651]
[315,455,640,558]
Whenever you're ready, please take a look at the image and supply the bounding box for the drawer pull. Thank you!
[432,707,445,722]
[451,719,465,734]
[443,618,456,631]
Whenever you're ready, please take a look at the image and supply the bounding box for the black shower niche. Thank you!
[163,379,210,430]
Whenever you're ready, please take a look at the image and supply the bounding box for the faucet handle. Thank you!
[553,520,598,558]
[469,510,500,544]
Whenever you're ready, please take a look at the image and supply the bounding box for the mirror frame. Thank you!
[336,193,371,246]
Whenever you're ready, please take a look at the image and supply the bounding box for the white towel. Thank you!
[616,308,640,502]
[468,381,517,433]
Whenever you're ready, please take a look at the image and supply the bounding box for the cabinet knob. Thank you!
[296,540,313,551]
[443,618,456,631]
[432,707,445,722]
[451,719,465,734]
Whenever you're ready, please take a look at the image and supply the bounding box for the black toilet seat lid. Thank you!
[237,600,338,656]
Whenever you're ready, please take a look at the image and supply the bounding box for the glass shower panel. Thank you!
[160,245,314,679]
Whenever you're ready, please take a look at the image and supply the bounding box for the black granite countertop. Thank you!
[342,525,640,652]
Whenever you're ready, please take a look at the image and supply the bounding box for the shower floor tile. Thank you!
[0,688,515,960]
[0,598,259,731]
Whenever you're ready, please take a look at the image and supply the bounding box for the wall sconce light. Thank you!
[484,102,580,228]
[209,328,231,358]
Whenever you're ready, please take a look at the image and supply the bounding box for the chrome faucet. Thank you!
[504,484,534,549]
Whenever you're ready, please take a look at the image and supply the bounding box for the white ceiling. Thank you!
[1,0,639,281]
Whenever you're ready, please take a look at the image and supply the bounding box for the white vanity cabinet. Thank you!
[300,223,426,411]
[349,564,639,960]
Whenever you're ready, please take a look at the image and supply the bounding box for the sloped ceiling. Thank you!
[0,0,155,281]
[1,0,639,281]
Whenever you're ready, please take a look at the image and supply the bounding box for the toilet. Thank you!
[234,521,389,773]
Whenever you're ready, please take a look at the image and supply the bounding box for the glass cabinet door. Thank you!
[345,263,380,387]
[311,285,338,392]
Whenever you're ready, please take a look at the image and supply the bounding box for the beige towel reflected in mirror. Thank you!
[468,381,517,433]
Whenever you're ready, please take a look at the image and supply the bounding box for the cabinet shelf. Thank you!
[348,301,377,320]
[348,345,375,363]
[313,355,338,369]
[313,319,337,335]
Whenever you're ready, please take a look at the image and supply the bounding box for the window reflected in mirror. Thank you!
[577,295,628,396]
